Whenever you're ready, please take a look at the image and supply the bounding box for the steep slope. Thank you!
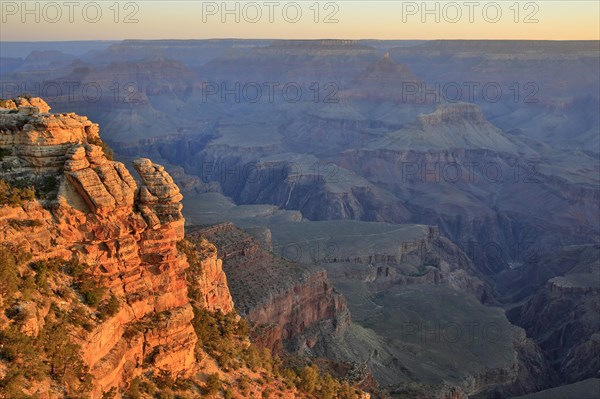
[0,98,199,396]
[188,220,552,398]
[264,220,551,398]
[368,102,527,153]
[0,98,367,399]
[502,245,600,384]
[188,223,351,354]
[338,102,599,275]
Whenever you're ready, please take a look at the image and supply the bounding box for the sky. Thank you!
[1,1,599,41]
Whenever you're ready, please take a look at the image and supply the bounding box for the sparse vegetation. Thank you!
[178,238,207,306]
[0,308,92,398]
[204,373,222,397]
[261,386,273,398]
[191,306,252,370]
[0,326,49,397]
[156,387,175,399]
[298,364,319,394]
[62,259,106,308]
[338,381,360,399]
[7,219,44,228]
[36,175,60,200]
[0,168,61,203]
[0,246,21,299]
[1,213,365,398]
[238,375,252,395]
[124,379,142,399]
[0,178,36,206]
[98,293,121,320]
[0,251,109,397]
[29,258,106,310]
[223,387,235,399]
[177,236,366,399]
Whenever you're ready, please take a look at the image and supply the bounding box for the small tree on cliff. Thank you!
[204,373,222,397]
[298,365,319,394]
[319,373,340,399]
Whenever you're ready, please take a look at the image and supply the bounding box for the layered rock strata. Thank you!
[0,98,232,397]
[189,223,350,353]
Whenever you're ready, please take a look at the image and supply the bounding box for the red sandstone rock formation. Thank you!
[189,223,351,353]
[0,99,233,397]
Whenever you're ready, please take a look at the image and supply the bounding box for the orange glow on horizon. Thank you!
[0,1,598,41]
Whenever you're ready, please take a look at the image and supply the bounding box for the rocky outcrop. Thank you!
[247,269,350,352]
[0,100,101,176]
[63,144,137,215]
[183,149,410,223]
[189,223,351,353]
[546,276,600,296]
[184,237,235,313]
[133,157,184,229]
[0,98,232,397]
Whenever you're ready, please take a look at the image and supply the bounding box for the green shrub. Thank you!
[224,387,235,399]
[238,375,252,395]
[36,175,59,200]
[84,288,100,307]
[71,271,106,309]
[63,259,86,279]
[157,387,175,399]
[124,377,142,399]
[318,373,339,399]
[30,259,61,291]
[204,373,221,396]
[298,365,319,394]
[97,293,120,320]
[0,178,35,206]
[261,387,272,399]
[0,247,20,298]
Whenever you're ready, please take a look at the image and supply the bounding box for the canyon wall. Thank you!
[188,223,351,353]
[0,98,233,397]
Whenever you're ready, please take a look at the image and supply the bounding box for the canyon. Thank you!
[1,38,598,398]
[0,98,366,399]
